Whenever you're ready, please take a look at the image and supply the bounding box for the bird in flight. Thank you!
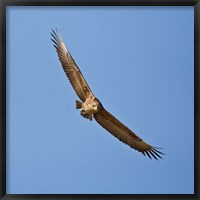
[51,29,164,160]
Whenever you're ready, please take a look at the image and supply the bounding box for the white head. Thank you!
[91,98,102,113]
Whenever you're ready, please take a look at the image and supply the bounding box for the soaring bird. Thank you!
[51,29,164,160]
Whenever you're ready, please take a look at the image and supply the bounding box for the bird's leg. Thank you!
[88,115,92,121]
[76,100,92,121]
[80,111,92,121]
[81,109,86,115]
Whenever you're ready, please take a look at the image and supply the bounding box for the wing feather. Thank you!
[51,29,93,101]
[94,108,164,160]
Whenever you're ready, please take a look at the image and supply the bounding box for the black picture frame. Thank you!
[0,0,199,199]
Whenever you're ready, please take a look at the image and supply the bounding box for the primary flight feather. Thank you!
[51,29,164,160]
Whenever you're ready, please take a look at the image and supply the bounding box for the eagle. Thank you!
[51,29,164,160]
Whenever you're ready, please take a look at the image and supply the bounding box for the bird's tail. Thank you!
[76,100,82,109]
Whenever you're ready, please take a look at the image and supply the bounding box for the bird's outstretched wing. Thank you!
[51,29,93,102]
[94,108,164,160]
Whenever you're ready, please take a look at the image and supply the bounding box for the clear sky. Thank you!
[6,6,194,194]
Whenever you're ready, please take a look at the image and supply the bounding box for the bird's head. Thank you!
[91,98,102,113]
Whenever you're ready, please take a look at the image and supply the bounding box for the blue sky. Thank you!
[6,6,194,194]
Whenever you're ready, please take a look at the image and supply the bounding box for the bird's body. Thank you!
[51,29,164,160]
[76,96,102,121]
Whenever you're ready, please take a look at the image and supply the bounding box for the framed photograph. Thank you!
[1,0,199,199]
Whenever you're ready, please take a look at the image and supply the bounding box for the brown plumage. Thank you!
[51,29,164,160]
